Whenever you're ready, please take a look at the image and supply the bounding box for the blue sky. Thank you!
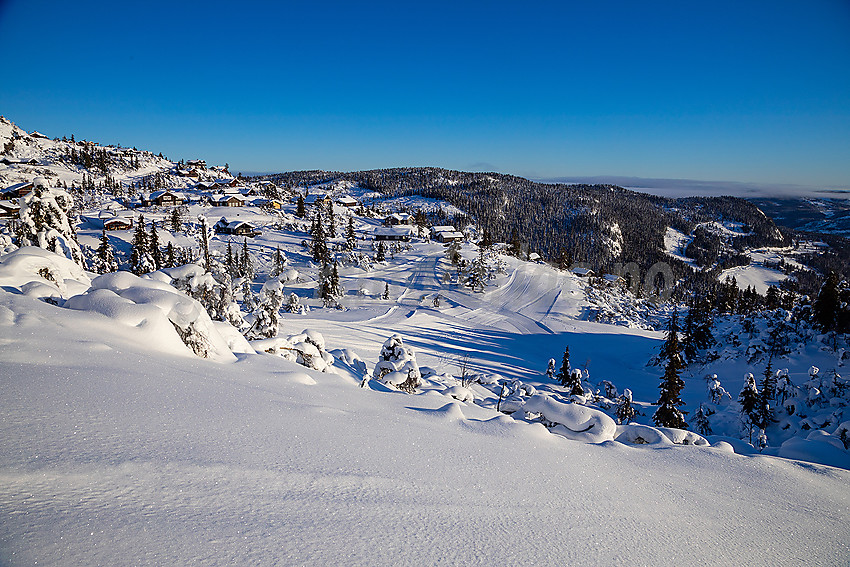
[1,1,848,188]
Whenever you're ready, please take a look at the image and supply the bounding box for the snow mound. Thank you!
[251,329,335,372]
[0,246,91,299]
[523,394,617,444]
[66,272,236,362]
[442,385,475,403]
[615,423,674,446]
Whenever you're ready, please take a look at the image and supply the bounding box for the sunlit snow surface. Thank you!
[1,262,850,565]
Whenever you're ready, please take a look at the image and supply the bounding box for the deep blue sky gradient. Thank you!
[1,1,848,188]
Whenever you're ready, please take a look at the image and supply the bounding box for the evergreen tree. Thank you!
[653,310,688,429]
[375,240,386,262]
[93,228,118,274]
[466,246,489,292]
[555,346,571,387]
[813,271,840,333]
[327,199,336,238]
[346,217,356,251]
[312,210,329,264]
[198,216,211,270]
[249,280,284,339]
[682,293,715,363]
[546,358,556,381]
[17,177,84,266]
[758,359,777,428]
[165,241,177,268]
[130,215,155,275]
[382,281,390,300]
[738,373,761,443]
[169,208,181,233]
[270,245,287,278]
[694,403,713,436]
[296,194,306,218]
[240,238,254,280]
[615,389,636,424]
[149,221,162,270]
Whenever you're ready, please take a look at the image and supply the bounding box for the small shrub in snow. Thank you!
[374,334,421,393]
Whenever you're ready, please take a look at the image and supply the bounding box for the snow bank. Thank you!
[0,246,91,299]
[66,272,236,362]
[523,394,617,444]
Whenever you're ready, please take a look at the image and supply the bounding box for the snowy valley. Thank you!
[1,117,849,565]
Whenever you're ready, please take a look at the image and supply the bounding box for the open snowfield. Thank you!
[2,251,850,565]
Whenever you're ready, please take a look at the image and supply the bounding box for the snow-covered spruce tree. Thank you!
[130,215,155,275]
[270,245,287,278]
[382,281,390,300]
[446,240,462,265]
[198,216,211,270]
[249,279,284,339]
[296,194,306,218]
[169,208,181,233]
[682,293,715,363]
[240,238,255,280]
[284,292,306,314]
[346,217,356,251]
[694,403,713,436]
[466,247,489,292]
[373,334,421,393]
[555,346,571,388]
[165,241,177,268]
[813,271,840,334]
[708,376,732,404]
[149,221,162,271]
[653,310,688,429]
[375,240,386,262]
[738,373,761,442]
[327,199,336,238]
[546,358,556,381]
[92,228,118,274]
[17,176,84,265]
[568,368,585,397]
[318,261,343,307]
[615,389,636,424]
[312,210,329,264]
[758,359,777,428]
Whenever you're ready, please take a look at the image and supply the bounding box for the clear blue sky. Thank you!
[1,0,848,187]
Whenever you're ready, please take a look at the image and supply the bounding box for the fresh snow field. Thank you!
[2,247,850,565]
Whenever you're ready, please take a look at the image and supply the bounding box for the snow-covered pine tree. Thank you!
[555,346,571,387]
[653,310,688,429]
[738,373,761,442]
[446,240,461,265]
[568,368,585,397]
[758,359,777,428]
[382,281,390,300]
[130,215,155,275]
[93,228,118,274]
[284,292,306,314]
[615,389,636,424]
[17,176,84,265]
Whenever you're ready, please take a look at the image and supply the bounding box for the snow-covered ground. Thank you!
[2,287,849,566]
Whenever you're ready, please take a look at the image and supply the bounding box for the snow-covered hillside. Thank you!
[2,282,849,566]
[2,117,850,565]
